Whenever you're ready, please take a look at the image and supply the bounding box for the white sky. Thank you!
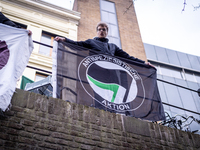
[134,0,200,56]
[42,0,200,56]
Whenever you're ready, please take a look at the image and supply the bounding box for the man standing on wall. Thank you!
[54,21,155,113]
[54,21,153,67]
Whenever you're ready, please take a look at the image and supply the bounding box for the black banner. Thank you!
[54,41,165,121]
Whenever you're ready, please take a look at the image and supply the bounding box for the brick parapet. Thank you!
[0,89,200,149]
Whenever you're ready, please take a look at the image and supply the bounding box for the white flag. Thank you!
[0,23,34,111]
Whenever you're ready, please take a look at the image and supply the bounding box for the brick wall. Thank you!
[0,89,200,149]
[73,0,147,61]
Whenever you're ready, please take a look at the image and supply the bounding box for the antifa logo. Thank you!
[78,54,145,112]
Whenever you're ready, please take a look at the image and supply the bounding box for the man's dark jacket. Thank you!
[65,37,145,63]
[0,12,20,28]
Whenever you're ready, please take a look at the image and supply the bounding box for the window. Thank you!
[100,0,121,48]
[150,61,200,83]
[35,73,47,82]
[159,65,183,79]
[194,73,200,83]
[39,32,55,57]
[184,70,196,83]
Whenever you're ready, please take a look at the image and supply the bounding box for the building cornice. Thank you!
[1,0,81,23]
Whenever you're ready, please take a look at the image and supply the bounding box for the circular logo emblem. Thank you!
[0,40,10,70]
[78,54,145,112]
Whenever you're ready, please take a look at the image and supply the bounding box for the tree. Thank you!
[124,0,200,14]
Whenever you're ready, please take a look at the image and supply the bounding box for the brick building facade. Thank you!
[73,0,147,61]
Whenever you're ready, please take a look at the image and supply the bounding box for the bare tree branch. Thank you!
[123,0,134,15]
[193,3,200,11]
[124,0,199,14]
[182,0,187,12]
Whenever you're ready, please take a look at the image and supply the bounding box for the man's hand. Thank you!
[54,36,65,41]
[145,62,155,68]
[28,30,32,36]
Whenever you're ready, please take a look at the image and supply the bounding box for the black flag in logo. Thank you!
[53,41,166,121]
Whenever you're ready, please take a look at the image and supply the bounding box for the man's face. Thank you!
[97,25,108,38]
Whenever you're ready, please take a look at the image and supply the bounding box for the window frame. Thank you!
[39,31,56,57]
[35,72,48,82]
[99,0,121,48]
[149,61,200,83]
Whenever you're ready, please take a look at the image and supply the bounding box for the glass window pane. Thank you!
[175,78,197,112]
[108,37,121,48]
[108,13,117,25]
[39,34,51,56]
[187,55,200,71]
[101,0,115,13]
[198,56,200,68]
[162,76,183,108]
[110,24,118,37]
[194,73,200,83]
[170,69,183,79]
[170,108,185,117]
[154,46,169,63]
[163,107,171,115]
[100,0,121,48]
[157,79,168,103]
[39,45,51,56]
[187,81,200,113]
[35,74,47,82]
[101,11,109,23]
[107,36,113,43]
[185,71,196,82]
[160,65,182,79]
[160,66,170,76]
[166,49,181,66]
[112,38,121,48]
[177,52,192,69]
[143,43,157,61]
[157,74,162,80]
[106,24,111,36]
[101,11,117,25]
